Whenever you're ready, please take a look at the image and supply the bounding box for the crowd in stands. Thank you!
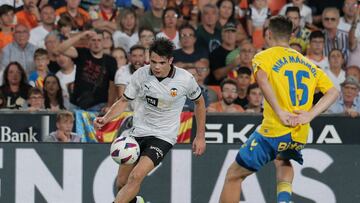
[0,0,360,139]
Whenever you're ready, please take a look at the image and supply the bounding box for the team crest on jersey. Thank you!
[170,88,177,97]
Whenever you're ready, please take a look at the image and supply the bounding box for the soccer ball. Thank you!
[110,136,140,165]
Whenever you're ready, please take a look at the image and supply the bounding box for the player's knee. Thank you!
[225,162,250,182]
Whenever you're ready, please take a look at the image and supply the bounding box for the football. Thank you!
[110,136,140,165]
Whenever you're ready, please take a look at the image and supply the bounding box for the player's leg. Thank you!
[219,161,253,203]
[116,164,136,192]
[114,156,154,203]
[274,157,294,203]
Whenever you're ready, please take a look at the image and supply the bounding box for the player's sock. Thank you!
[277,181,292,203]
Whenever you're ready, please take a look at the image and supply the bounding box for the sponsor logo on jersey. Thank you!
[146,96,158,107]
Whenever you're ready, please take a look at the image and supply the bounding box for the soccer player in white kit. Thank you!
[94,38,206,203]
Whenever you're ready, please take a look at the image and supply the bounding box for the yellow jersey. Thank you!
[252,47,334,144]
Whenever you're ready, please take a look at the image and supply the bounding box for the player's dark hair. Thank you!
[309,30,325,41]
[149,38,174,59]
[220,78,238,91]
[268,15,293,41]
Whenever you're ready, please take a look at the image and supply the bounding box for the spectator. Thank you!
[43,74,65,111]
[139,0,166,33]
[90,0,118,33]
[195,3,221,53]
[346,65,360,82]
[16,0,40,29]
[306,30,329,71]
[0,23,37,75]
[217,0,247,44]
[246,0,271,49]
[0,90,5,109]
[327,76,360,117]
[207,22,237,85]
[29,4,56,48]
[279,0,313,28]
[0,62,32,109]
[29,48,50,89]
[307,0,343,27]
[207,78,244,113]
[25,87,45,111]
[194,59,218,104]
[56,0,90,31]
[322,7,355,62]
[156,7,181,49]
[338,0,360,37]
[244,83,263,113]
[234,67,251,108]
[44,32,62,73]
[173,24,209,70]
[138,26,155,64]
[188,5,200,29]
[111,47,128,69]
[0,4,15,50]
[55,54,76,109]
[102,30,114,54]
[325,49,346,90]
[0,1,23,9]
[115,45,145,100]
[113,8,139,52]
[44,110,81,142]
[57,14,73,40]
[286,6,311,54]
[56,30,117,111]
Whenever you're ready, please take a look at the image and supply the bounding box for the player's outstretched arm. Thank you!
[294,87,339,124]
[193,95,206,156]
[255,69,298,127]
[94,97,129,130]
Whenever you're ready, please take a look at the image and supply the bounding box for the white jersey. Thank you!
[124,65,202,145]
[115,64,133,86]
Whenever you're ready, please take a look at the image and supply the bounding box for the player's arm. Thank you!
[193,95,206,156]
[295,87,339,124]
[94,96,129,129]
[255,69,297,126]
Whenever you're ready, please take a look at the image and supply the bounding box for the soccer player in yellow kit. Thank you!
[219,16,339,203]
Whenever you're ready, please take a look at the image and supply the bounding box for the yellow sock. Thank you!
[277,182,292,203]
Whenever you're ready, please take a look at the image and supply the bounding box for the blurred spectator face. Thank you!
[329,50,344,69]
[247,86,263,108]
[222,83,238,105]
[7,64,22,86]
[28,92,44,109]
[346,66,360,81]
[129,48,145,69]
[0,9,14,26]
[180,27,196,48]
[100,0,114,8]
[202,7,218,27]
[187,68,200,83]
[240,43,256,66]
[253,0,267,9]
[164,10,178,28]
[309,37,325,55]
[322,10,340,30]
[66,0,81,9]
[112,49,128,68]
[44,76,60,95]
[139,30,155,48]
[88,33,104,54]
[103,31,113,50]
[60,25,72,38]
[237,73,251,90]
[219,0,233,20]
[290,43,302,53]
[286,11,301,30]
[222,29,237,45]
[23,0,38,8]
[14,24,30,48]
[121,12,136,32]
[195,61,210,84]
[342,83,359,104]
[343,0,359,18]
[57,117,74,136]
[35,55,49,71]
[292,0,304,7]
[41,6,56,25]
[151,0,166,11]
[45,34,60,52]
[56,54,73,69]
